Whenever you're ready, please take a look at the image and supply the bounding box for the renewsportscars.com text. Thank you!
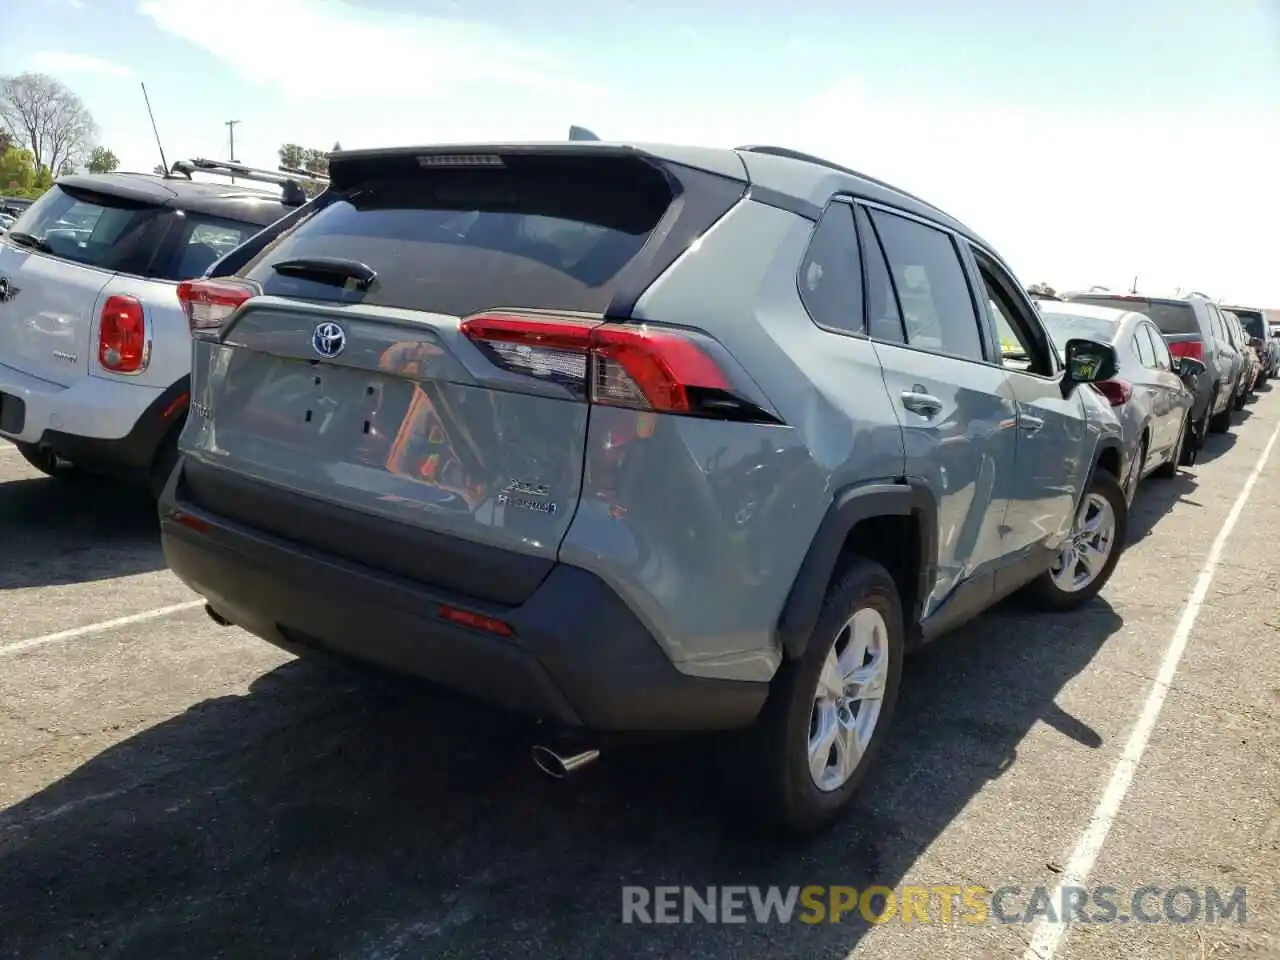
[621,884,1248,925]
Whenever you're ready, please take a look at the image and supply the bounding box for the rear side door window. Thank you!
[867,208,985,362]
[164,216,260,281]
[1144,324,1172,371]
[796,199,864,335]
[1133,325,1156,367]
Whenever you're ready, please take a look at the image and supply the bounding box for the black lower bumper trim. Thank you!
[34,377,189,481]
[160,469,768,734]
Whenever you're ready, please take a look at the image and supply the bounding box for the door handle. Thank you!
[1020,413,1045,434]
[900,390,942,418]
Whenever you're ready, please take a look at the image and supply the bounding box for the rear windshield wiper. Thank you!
[6,231,51,253]
[272,256,377,292]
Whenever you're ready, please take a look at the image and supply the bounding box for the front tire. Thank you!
[748,558,905,836]
[1024,468,1127,612]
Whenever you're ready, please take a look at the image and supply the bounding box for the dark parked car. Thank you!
[1226,306,1276,384]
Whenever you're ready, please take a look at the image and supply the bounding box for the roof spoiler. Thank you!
[167,157,330,206]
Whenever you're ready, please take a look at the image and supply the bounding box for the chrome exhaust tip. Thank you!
[531,743,601,779]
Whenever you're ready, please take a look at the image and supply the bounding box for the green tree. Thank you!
[0,145,37,193]
[87,146,119,174]
[278,143,306,170]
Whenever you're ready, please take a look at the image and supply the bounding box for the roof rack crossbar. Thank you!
[170,157,330,187]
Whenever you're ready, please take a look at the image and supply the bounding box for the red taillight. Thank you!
[437,604,513,637]
[459,312,763,420]
[98,295,148,373]
[1094,379,1133,406]
[1168,340,1204,362]
[177,278,258,337]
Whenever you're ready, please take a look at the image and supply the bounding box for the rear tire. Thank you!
[745,558,905,837]
[1181,409,1204,466]
[1209,401,1231,434]
[15,443,83,481]
[1153,417,1186,478]
[1024,468,1127,612]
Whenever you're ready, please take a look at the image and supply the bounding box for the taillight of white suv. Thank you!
[98,295,150,374]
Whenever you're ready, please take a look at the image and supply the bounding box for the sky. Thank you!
[3,0,1280,304]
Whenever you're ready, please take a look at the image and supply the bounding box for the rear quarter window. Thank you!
[239,160,674,317]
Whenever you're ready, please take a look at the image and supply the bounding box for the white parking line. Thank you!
[1023,417,1280,960]
[0,601,205,659]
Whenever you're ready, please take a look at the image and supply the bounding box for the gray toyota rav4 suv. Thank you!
[160,142,1129,835]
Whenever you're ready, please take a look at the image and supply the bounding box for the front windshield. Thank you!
[1038,312,1120,358]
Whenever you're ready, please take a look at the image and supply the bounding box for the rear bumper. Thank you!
[159,461,768,735]
[0,361,186,477]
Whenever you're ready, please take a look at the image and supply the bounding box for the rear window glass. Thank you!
[1038,311,1119,357]
[1233,310,1265,338]
[7,185,160,271]
[1068,295,1199,335]
[240,160,673,316]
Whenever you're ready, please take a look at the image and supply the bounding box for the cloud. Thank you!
[137,0,596,103]
[25,51,133,77]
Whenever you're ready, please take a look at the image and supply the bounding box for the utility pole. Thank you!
[225,120,240,182]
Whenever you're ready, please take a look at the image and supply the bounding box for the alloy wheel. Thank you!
[1049,492,1118,594]
[808,607,890,792]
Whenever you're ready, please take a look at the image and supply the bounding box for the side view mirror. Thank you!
[1175,356,1207,381]
[1063,338,1119,391]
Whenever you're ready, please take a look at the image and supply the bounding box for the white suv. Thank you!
[0,161,322,494]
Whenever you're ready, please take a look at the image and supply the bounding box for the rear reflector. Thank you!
[1094,379,1133,406]
[177,278,260,337]
[98,295,148,373]
[171,510,210,533]
[437,604,514,637]
[1168,340,1204,362]
[460,312,777,423]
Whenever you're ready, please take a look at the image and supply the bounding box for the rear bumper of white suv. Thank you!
[0,361,189,478]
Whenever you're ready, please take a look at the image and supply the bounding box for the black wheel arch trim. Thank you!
[775,479,938,661]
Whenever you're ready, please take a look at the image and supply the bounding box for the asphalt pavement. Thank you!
[0,392,1277,960]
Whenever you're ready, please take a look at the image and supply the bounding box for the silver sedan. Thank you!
[1036,301,1199,502]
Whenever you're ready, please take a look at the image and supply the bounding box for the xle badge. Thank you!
[497,479,557,515]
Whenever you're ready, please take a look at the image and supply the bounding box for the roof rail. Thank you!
[735,144,950,218]
[168,158,329,206]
